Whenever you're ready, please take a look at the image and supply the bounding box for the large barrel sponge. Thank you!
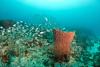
[53,29,75,62]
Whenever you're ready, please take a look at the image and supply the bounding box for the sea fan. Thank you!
[53,29,75,62]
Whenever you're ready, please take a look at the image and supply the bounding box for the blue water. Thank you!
[0,0,100,35]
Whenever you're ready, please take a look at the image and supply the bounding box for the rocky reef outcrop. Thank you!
[0,20,16,29]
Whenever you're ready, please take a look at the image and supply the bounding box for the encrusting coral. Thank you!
[53,29,75,62]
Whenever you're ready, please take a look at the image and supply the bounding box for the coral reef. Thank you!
[0,21,100,67]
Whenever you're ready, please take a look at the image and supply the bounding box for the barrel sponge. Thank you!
[53,29,75,61]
